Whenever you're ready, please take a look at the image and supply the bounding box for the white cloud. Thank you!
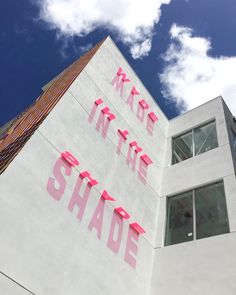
[160,24,236,115]
[38,0,171,59]
[130,38,152,59]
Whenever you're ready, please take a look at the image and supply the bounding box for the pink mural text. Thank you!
[130,222,146,235]
[61,151,79,167]
[101,190,116,201]
[146,112,159,135]
[47,153,145,269]
[117,129,129,155]
[111,67,130,97]
[124,226,139,269]
[138,154,153,184]
[115,207,130,220]
[89,99,116,139]
[68,171,98,221]
[116,130,153,183]
[111,67,159,136]
[47,158,72,201]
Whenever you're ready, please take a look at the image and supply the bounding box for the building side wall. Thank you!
[0,37,235,295]
[0,38,168,295]
[151,232,236,295]
[0,133,154,295]
[222,99,236,173]
[0,273,34,295]
[151,97,236,295]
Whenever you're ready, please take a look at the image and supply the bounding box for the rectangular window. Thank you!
[165,181,229,246]
[172,120,218,164]
[172,131,193,164]
[231,129,236,150]
[194,121,218,155]
[195,182,229,239]
[165,191,193,246]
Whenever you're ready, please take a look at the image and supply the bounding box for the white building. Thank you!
[0,36,236,295]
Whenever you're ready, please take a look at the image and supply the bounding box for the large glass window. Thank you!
[194,121,218,155]
[231,129,236,150]
[172,121,218,164]
[165,181,229,246]
[172,131,193,164]
[195,182,229,239]
[165,191,193,246]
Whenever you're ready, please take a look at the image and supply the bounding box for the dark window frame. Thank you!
[172,120,218,165]
[165,180,230,246]
[231,129,236,150]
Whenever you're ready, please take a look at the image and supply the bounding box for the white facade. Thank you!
[0,37,235,295]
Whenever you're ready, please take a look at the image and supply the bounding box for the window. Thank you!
[172,131,193,164]
[194,121,218,155]
[232,129,236,150]
[172,121,218,164]
[165,181,229,246]
[165,191,193,245]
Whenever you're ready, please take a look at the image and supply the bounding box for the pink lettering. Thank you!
[88,199,105,240]
[117,129,129,155]
[95,98,104,106]
[61,151,79,167]
[101,107,116,121]
[126,86,139,111]
[107,210,124,254]
[124,226,139,269]
[139,99,149,109]
[68,172,97,220]
[101,190,116,201]
[111,67,130,97]
[131,86,140,96]
[138,154,153,184]
[88,98,104,123]
[136,99,149,123]
[80,171,98,187]
[140,154,153,165]
[96,107,116,139]
[114,207,130,219]
[146,112,158,135]
[148,111,158,123]
[126,141,143,171]
[130,222,145,235]
[47,154,144,270]
[47,158,72,201]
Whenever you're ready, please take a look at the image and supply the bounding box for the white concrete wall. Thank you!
[151,232,236,295]
[151,96,236,295]
[0,37,168,295]
[222,99,236,173]
[0,273,34,295]
[0,37,236,295]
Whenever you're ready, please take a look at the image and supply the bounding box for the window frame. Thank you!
[231,128,236,150]
[164,180,230,247]
[172,129,193,164]
[165,189,194,246]
[172,119,218,165]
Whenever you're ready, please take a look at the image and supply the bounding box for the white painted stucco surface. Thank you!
[0,37,236,295]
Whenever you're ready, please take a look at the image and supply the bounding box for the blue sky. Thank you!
[1,0,236,127]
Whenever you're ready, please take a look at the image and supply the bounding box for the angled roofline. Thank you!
[0,37,108,174]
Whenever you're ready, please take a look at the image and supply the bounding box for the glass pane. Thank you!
[232,130,236,150]
[172,131,193,164]
[194,121,218,156]
[165,191,193,246]
[195,182,229,240]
